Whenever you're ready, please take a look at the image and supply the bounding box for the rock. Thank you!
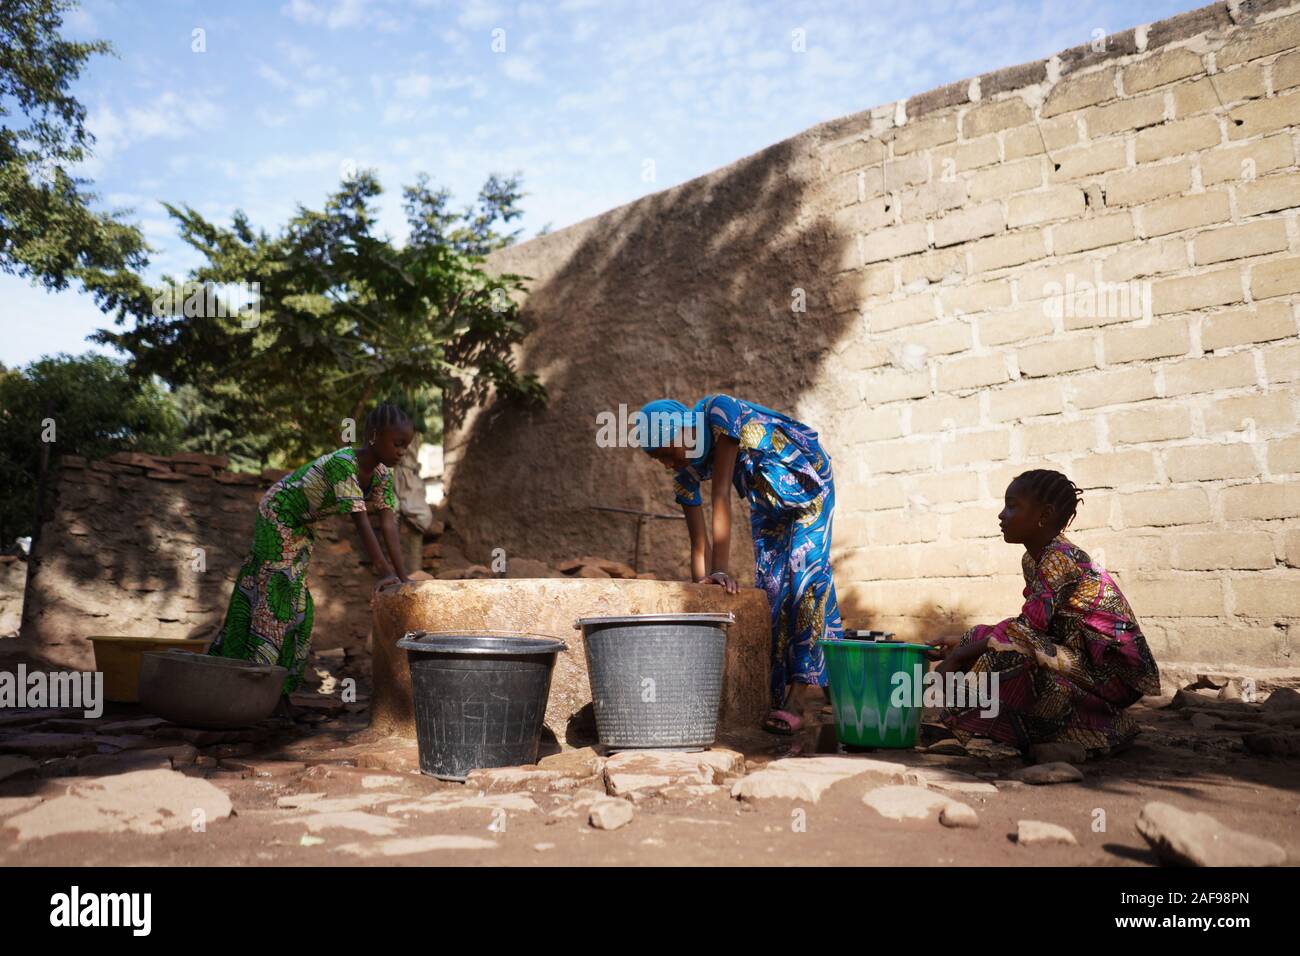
[994,779,1025,790]
[0,708,81,730]
[277,792,326,808]
[503,558,563,579]
[1167,690,1257,714]
[862,785,966,822]
[939,802,979,829]
[1262,711,1300,728]
[733,755,907,802]
[589,798,635,830]
[1189,713,1217,731]
[1263,688,1300,713]
[575,565,611,578]
[220,758,306,778]
[287,793,405,814]
[1217,681,1242,702]
[1242,731,1300,757]
[2,768,232,841]
[538,747,605,778]
[385,792,538,815]
[98,717,170,735]
[0,755,37,782]
[605,749,744,796]
[361,774,405,789]
[558,556,638,579]
[650,784,728,803]
[1027,742,1087,764]
[1010,762,1084,785]
[1136,801,1286,867]
[904,767,998,794]
[924,739,968,756]
[1016,820,1078,847]
[61,751,173,776]
[276,811,404,836]
[0,733,99,758]
[465,767,592,793]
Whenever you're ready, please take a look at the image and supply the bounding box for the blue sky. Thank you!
[2,0,1197,367]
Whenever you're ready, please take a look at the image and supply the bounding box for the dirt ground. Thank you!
[1,659,1297,867]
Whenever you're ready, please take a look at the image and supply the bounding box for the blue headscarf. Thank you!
[638,394,798,467]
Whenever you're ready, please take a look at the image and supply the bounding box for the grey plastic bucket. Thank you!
[396,630,567,781]
[575,612,733,750]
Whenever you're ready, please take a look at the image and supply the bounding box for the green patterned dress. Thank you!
[209,447,397,693]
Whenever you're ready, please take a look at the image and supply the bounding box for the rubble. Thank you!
[1136,802,1286,867]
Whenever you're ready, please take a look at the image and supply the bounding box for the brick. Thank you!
[961,98,1033,139]
[1171,532,1275,570]
[1060,276,1152,329]
[1018,259,1096,301]
[823,136,886,175]
[834,196,895,235]
[1058,30,1138,74]
[1216,13,1300,69]
[898,180,968,222]
[909,395,981,433]
[1022,418,1099,455]
[968,158,1042,202]
[1018,338,1098,377]
[1109,405,1194,444]
[1202,302,1297,350]
[1252,256,1300,301]
[1287,529,1300,567]
[1104,320,1192,363]
[867,293,938,332]
[987,380,1063,422]
[1053,213,1135,255]
[911,470,982,504]
[862,223,929,264]
[1227,90,1300,140]
[886,319,973,356]
[1236,171,1300,216]
[933,203,1006,248]
[1050,140,1128,180]
[1123,576,1223,615]
[949,506,1004,539]
[1141,190,1232,238]
[1007,186,1084,227]
[1264,343,1300,384]
[1194,219,1289,266]
[897,247,965,285]
[1100,240,1188,282]
[882,152,931,190]
[840,338,892,371]
[1086,93,1167,137]
[942,429,1012,467]
[1134,116,1222,163]
[868,439,934,474]
[1123,47,1204,94]
[1200,135,1295,185]
[1229,578,1300,619]
[845,404,905,442]
[936,280,1012,316]
[1146,3,1230,50]
[1042,68,1118,117]
[1204,392,1297,434]
[1221,481,1300,520]
[861,368,932,403]
[1103,161,1193,206]
[982,59,1049,97]
[1068,367,1158,409]
[1164,351,1259,396]
[933,135,1001,173]
[1173,71,1267,118]
[1166,441,1263,481]
[1002,116,1078,159]
[1073,451,1161,489]
[839,480,905,512]
[979,302,1055,345]
[1150,268,1242,315]
[937,353,1011,391]
[907,80,970,120]
[1276,51,1300,91]
[830,264,895,313]
[892,114,958,155]
[1120,487,1212,526]
[967,231,1048,273]
[1268,436,1300,474]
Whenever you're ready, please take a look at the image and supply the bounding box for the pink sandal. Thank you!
[762,709,803,735]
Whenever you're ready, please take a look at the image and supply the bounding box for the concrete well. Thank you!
[370,578,771,745]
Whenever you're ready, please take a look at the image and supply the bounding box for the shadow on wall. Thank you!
[449,135,857,580]
[836,593,978,643]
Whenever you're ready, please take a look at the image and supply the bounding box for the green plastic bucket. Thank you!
[823,639,931,748]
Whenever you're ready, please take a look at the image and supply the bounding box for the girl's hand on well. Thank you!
[925,634,963,661]
[374,573,401,594]
[699,570,738,594]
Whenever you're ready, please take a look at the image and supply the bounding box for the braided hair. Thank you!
[364,402,412,441]
[1013,469,1084,533]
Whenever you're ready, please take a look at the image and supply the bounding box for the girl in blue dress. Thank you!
[639,394,843,734]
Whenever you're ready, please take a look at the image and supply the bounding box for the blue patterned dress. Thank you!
[672,394,844,708]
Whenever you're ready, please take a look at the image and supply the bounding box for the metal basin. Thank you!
[140,650,287,728]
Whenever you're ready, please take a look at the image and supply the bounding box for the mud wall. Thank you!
[446,1,1300,667]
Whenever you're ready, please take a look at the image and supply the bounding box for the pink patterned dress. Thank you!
[939,534,1160,753]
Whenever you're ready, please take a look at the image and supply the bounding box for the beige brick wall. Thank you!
[459,2,1300,670]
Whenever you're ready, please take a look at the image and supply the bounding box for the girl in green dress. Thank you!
[209,404,416,704]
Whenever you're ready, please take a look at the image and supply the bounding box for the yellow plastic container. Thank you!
[88,636,211,703]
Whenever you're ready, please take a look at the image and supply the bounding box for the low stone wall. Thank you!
[370,579,771,745]
[15,452,409,670]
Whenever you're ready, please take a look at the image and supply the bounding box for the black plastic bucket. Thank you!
[396,630,567,781]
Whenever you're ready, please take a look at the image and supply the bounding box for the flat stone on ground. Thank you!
[862,785,968,822]
[1136,801,1287,867]
[939,802,980,828]
[905,767,999,794]
[733,755,908,803]
[335,835,497,857]
[1016,820,1078,847]
[276,811,405,836]
[1010,762,1085,785]
[589,798,635,830]
[605,749,744,796]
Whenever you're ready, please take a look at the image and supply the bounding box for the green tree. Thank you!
[0,353,179,545]
[0,0,149,315]
[96,170,544,468]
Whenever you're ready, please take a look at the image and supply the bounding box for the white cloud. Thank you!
[501,56,541,83]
